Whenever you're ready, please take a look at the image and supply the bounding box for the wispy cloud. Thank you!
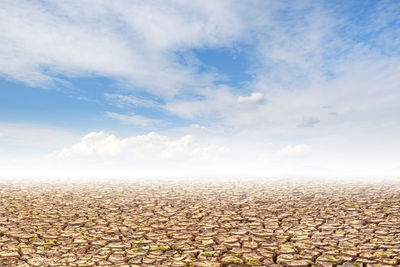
[297,116,320,128]
[106,112,159,127]
[0,0,250,95]
[165,1,400,139]
[1,1,400,178]
[104,93,158,108]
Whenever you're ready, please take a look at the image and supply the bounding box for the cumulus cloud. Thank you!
[48,131,226,160]
[106,112,159,127]
[279,144,311,156]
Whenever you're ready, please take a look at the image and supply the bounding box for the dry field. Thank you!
[0,179,399,267]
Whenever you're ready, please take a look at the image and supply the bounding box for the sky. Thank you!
[1,0,400,180]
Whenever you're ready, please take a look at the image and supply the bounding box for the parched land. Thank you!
[0,179,399,267]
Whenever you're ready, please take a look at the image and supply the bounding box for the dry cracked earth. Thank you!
[0,179,399,267]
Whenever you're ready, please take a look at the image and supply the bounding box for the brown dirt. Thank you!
[0,179,399,266]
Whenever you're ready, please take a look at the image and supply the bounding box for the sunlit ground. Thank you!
[0,179,399,266]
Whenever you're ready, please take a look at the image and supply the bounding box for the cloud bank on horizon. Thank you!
[0,0,400,179]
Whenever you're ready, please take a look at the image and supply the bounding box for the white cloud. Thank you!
[49,131,226,160]
[106,112,159,127]
[2,125,400,179]
[189,124,208,131]
[279,144,311,156]
[104,93,158,108]
[237,92,266,105]
[165,86,236,120]
[0,0,251,95]
[1,2,400,179]
[297,116,320,128]
[164,2,400,142]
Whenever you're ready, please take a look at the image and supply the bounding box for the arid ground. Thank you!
[0,179,399,266]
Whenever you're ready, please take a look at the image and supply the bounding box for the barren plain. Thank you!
[0,179,399,266]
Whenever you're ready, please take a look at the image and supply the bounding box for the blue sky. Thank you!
[1,0,400,179]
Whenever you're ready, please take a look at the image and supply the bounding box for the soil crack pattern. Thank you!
[0,179,399,266]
